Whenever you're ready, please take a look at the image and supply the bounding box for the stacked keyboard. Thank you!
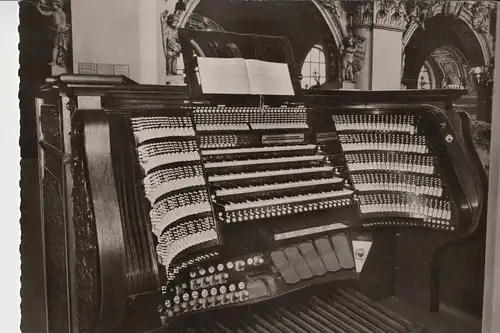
[332,113,456,231]
[131,116,219,282]
[194,106,354,226]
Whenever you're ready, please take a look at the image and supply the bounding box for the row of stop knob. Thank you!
[164,286,250,316]
[189,256,266,279]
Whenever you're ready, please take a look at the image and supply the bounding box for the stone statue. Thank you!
[339,36,366,83]
[34,0,70,67]
[161,12,182,75]
[340,37,358,82]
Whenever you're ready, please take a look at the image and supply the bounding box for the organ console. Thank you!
[35,30,485,333]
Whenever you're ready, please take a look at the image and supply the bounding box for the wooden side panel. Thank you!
[70,115,101,333]
[83,114,128,333]
[37,97,72,333]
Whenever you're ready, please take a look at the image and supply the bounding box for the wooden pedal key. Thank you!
[314,237,341,272]
[271,250,301,284]
[298,242,326,277]
[331,233,355,270]
[284,246,313,280]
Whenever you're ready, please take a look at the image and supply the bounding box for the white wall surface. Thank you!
[371,29,403,90]
[71,0,141,81]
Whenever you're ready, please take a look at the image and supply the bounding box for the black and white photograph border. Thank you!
[14,1,500,333]
[0,1,22,333]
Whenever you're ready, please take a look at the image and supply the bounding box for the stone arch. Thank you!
[173,0,346,49]
[402,14,490,89]
[403,2,494,66]
[417,45,472,89]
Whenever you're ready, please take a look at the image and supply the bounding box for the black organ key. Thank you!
[242,324,259,333]
[259,314,295,333]
[270,250,300,284]
[326,294,400,333]
[311,297,379,333]
[253,314,285,333]
[292,305,343,333]
[330,291,406,333]
[331,234,355,270]
[277,308,324,333]
[296,302,351,333]
[314,237,341,272]
[214,322,233,333]
[283,247,313,280]
[298,242,326,277]
[251,323,273,333]
[346,289,414,330]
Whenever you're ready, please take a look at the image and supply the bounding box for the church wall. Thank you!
[372,29,403,90]
[139,0,163,84]
[71,0,141,81]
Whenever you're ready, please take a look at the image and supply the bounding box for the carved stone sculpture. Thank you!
[468,1,492,34]
[161,12,182,76]
[345,1,373,27]
[35,0,71,68]
[339,35,367,82]
[373,0,407,30]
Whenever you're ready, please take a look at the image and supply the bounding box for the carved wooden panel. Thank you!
[42,152,70,333]
[40,104,62,150]
[70,121,101,333]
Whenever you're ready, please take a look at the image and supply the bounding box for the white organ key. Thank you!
[216,178,343,196]
[202,144,316,156]
[209,166,333,182]
[205,155,324,169]
[224,189,353,211]
[140,151,201,174]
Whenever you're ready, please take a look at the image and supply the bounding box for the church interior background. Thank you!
[19,0,496,332]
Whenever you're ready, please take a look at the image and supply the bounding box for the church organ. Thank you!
[35,30,484,333]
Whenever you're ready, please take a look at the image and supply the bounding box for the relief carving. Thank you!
[345,1,374,27]
[42,158,70,332]
[40,104,62,149]
[374,0,407,30]
[468,1,493,34]
[339,35,367,82]
[405,1,493,34]
[70,116,101,332]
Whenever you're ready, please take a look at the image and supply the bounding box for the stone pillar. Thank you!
[339,0,406,91]
[370,1,406,90]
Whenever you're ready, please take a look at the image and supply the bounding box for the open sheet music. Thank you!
[197,57,295,96]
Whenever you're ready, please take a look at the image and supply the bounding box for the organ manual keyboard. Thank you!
[35,30,484,333]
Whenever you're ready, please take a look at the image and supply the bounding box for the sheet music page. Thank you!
[197,57,251,94]
[246,59,295,96]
